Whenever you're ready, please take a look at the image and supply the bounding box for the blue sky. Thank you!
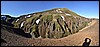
[1,1,99,18]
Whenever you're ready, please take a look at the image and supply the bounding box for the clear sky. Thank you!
[1,1,99,18]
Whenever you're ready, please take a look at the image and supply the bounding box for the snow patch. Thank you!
[36,19,40,24]
[20,21,25,28]
[65,14,71,16]
[59,11,62,13]
[56,9,63,13]
[27,15,31,17]
[56,10,59,13]
[61,16,65,21]
[16,19,19,22]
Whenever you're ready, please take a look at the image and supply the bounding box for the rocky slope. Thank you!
[1,19,99,46]
[11,8,91,38]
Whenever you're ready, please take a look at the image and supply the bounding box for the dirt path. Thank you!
[58,20,99,46]
[28,20,99,46]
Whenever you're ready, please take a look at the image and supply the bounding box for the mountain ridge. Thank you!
[1,8,92,39]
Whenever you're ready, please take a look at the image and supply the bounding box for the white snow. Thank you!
[20,21,25,28]
[59,11,62,13]
[27,15,31,17]
[56,9,63,13]
[16,19,19,22]
[65,14,71,16]
[24,15,31,18]
[36,19,40,24]
[56,10,59,13]
[61,16,65,21]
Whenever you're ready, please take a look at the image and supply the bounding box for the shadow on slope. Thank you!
[2,26,32,38]
[1,20,32,38]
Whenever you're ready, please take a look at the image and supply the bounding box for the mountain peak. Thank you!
[11,8,92,38]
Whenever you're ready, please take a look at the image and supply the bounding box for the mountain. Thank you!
[2,8,92,39]
[1,15,16,24]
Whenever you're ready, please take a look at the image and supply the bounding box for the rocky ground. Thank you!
[1,19,99,46]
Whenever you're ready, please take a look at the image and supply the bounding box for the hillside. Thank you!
[1,19,99,46]
[12,8,91,38]
[1,8,99,46]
